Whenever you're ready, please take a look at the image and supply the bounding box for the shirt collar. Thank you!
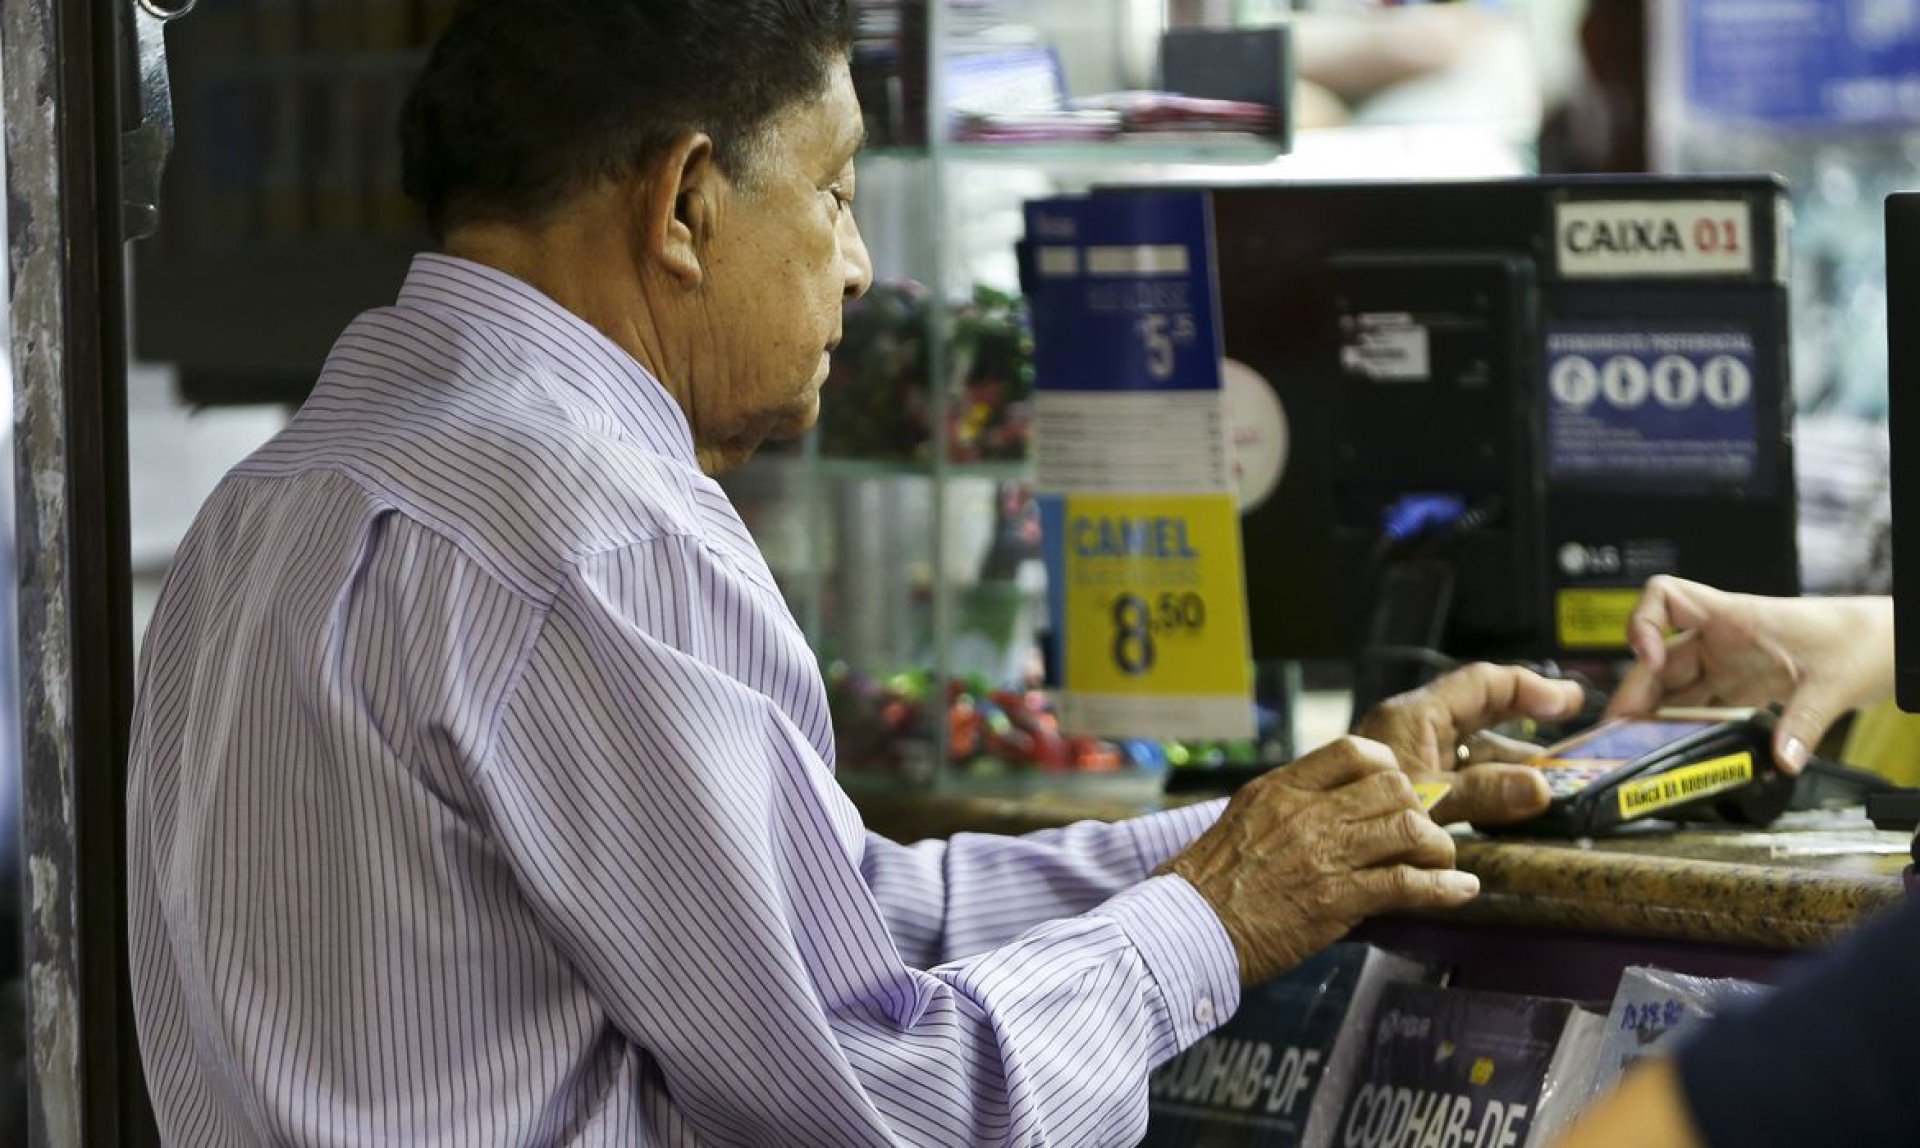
[396,253,700,468]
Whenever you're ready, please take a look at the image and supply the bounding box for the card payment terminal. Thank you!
[1516,708,1795,837]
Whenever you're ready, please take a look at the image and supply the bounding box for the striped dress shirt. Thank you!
[127,254,1238,1147]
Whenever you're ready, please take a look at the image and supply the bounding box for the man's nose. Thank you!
[843,219,874,301]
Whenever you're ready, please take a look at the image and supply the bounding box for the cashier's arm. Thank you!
[1553,1060,1703,1148]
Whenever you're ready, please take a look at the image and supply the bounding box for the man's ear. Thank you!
[638,132,719,289]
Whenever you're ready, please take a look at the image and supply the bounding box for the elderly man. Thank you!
[126,2,1576,1144]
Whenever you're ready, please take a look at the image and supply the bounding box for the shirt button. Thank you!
[1194,997,1216,1026]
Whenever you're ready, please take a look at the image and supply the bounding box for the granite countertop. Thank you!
[850,782,1911,951]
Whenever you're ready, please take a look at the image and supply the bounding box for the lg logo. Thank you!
[1559,543,1622,579]
[1551,354,1752,412]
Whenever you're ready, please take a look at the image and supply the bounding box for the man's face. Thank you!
[689,61,872,472]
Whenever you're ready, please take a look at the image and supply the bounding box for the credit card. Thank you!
[1414,781,1452,813]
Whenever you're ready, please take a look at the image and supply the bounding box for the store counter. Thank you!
[851,782,1913,998]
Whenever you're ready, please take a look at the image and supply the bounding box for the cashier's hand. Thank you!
[1607,577,1895,773]
[1355,663,1585,826]
[1166,736,1480,986]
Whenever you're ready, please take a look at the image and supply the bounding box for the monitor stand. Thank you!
[1350,558,1457,722]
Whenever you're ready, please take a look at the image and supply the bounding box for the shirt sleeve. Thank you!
[1676,894,1920,1148]
[860,801,1224,968]
[476,542,1242,1146]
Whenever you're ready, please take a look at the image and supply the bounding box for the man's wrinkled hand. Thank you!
[1165,736,1480,986]
[1356,663,1584,826]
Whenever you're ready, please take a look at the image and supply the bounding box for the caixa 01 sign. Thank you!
[1554,200,1754,279]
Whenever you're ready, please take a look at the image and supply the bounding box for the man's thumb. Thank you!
[1433,764,1552,827]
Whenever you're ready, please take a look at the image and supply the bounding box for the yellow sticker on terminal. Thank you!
[1555,588,1643,650]
[1414,782,1452,813]
[1469,1057,1496,1086]
[1616,752,1754,821]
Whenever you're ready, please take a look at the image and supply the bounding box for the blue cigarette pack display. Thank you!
[1143,944,1434,1147]
[1333,983,1604,1148]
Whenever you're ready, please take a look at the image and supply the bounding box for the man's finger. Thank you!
[1363,665,1582,775]
[1281,735,1399,791]
[1351,865,1480,916]
[1430,763,1551,826]
[1461,730,1544,765]
[1413,664,1583,743]
[1329,768,1422,823]
[1346,808,1457,870]
[1405,664,1582,756]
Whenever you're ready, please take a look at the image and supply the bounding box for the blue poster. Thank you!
[1544,327,1759,486]
[1684,0,1920,128]
[1023,192,1223,393]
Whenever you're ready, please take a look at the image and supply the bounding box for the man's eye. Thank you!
[829,186,853,213]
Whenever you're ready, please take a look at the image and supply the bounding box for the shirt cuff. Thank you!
[1091,873,1241,1053]
[1121,798,1226,878]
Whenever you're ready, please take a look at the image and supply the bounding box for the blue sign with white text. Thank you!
[1545,327,1759,487]
[1023,192,1223,393]
[1684,0,1920,128]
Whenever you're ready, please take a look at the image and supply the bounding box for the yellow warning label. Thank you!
[1617,752,1754,820]
[1556,589,1642,650]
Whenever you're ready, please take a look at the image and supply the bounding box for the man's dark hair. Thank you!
[401,0,852,240]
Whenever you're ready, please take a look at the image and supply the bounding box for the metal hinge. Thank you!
[122,0,195,239]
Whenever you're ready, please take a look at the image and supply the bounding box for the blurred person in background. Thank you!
[1287,0,1550,137]
[1538,0,1648,174]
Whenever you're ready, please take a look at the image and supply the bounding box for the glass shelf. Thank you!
[862,127,1535,180]
[938,135,1286,167]
[817,457,1033,482]
[858,137,1287,169]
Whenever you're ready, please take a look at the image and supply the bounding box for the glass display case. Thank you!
[726,0,1553,791]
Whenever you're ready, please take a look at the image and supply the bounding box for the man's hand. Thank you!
[1607,577,1894,773]
[1165,737,1480,986]
[1356,663,1585,825]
